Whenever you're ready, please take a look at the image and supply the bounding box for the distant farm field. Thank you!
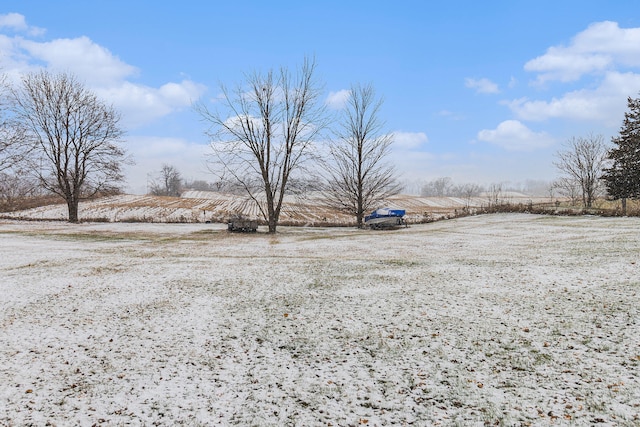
[1,214,639,426]
[1,191,554,225]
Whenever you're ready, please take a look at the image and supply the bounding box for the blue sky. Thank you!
[2,1,640,194]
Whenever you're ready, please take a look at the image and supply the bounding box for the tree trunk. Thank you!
[356,173,364,228]
[67,198,79,223]
[356,193,364,227]
[266,193,277,233]
[268,216,277,233]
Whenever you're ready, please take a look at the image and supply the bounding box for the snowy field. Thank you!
[0,214,639,426]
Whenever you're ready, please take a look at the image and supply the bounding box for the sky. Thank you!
[1,1,640,194]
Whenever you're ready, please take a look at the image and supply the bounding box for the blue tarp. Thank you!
[365,208,406,222]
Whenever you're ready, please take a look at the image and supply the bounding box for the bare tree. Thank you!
[11,70,128,222]
[485,182,504,208]
[552,177,581,206]
[182,179,219,192]
[453,182,483,208]
[322,83,401,228]
[0,74,31,173]
[0,172,42,211]
[421,177,453,197]
[197,58,326,233]
[554,134,608,208]
[149,164,183,196]
[420,178,483,205]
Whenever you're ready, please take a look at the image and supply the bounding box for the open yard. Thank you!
[1,214,639,426]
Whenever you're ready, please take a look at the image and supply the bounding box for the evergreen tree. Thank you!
[602,95,640,214]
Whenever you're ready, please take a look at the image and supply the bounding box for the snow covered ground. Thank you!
[0,214,638,426]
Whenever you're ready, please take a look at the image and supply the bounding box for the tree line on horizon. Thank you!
[2,60,640,228]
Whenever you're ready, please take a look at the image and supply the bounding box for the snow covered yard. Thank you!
[0,214,639,426]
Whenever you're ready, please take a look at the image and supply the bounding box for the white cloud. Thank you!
[465,77,500,94]
[325,89,350,109]
[0,13,27,30]
[525,21,640,84]
[95,80,206,129]
[0,24,207,129]
[437,110,465,121]
[510,22,640,128]
[392,131,428,149]
[506,71,640,126]
[159,81,203,104]
[526,50,610,84]
[0,13,45,36]
[19,36,138,86]
[477,120,555,151]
